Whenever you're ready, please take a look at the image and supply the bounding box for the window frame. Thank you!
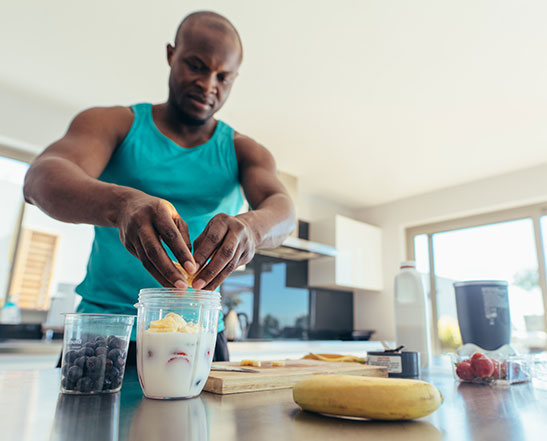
[406,203,547,353]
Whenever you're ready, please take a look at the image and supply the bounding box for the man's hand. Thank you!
[116,193,197,288]
[191,213,257,290]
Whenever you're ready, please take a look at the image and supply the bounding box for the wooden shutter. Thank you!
[9,229,58,310]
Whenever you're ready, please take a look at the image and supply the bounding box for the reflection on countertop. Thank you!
[128,395,208,441]
[50,393,120,441]
[2,361,547,441]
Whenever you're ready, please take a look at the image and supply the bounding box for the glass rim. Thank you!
[453,280,508,287]
[138,287,219,295]
[62,313,135,319]
[138,288,220,300]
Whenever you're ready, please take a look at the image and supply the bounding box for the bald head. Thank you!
[174,11,243,62]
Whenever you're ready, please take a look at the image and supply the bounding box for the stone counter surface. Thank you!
[1,359,547,441]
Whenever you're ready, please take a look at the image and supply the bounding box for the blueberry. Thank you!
[76,377,95,393]
[95,336,107,346]
[107,367,120,381]
[74,356,87,370]
[86,356,103,373]
[102,378,112,391]
[107,336,123,349]
[114,355,125,370]
[95,346,107,357]
[105,359,113,372]
[107,348,126,369]
[67,365,83,382]
[110,376,121,389]
[61,363,70,376]
[77,346,95,358]
[107,348,123,361]
[65,350,78,364]
[61,377,75,390]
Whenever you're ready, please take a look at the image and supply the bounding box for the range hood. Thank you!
[255,234,337,261]
[254,173,337,261]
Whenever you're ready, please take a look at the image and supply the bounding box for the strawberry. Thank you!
[167,356,190,364]
[471,352,485,361]
[456,360,474,380]
[471,354,495,378]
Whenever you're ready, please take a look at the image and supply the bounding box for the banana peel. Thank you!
[302,353,366,364]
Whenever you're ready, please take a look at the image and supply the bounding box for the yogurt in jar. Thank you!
[137,313,216,399]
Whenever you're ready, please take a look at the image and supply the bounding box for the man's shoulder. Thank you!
[71,105,135,141]
[78,105,134,122]
[232,130,274,167]
[232,130,262,150]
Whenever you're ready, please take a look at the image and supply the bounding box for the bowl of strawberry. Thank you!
[453,351,531,385]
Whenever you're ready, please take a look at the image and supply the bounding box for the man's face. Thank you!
[167,26,241,125]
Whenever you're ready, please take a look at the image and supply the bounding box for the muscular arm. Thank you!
[24,106,135,226]
[235,134,296,249]
[191,133,296,290]
[24,107,196,288]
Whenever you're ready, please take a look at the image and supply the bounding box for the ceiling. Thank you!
[2,0,547,208]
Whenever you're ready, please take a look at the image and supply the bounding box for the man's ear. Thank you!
[166,44,175,66]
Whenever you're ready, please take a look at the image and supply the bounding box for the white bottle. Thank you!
[1,301,22,324]
[394,261,432,368]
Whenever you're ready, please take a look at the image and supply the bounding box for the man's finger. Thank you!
[157,214,196,275]
[133,240,173,288]
[138,227,188,288]
[203,246,244,291]
[192,233,238,290]
[192,221,228,273]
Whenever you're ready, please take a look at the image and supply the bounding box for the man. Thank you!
[23,11,296,363]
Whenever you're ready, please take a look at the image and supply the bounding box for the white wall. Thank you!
[298,192,357,223]
[354,162,547,341]
[0,81,77,150]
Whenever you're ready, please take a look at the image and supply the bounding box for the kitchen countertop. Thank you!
[2,358,547,441]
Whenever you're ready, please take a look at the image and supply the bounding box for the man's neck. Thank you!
[154,102,217,148]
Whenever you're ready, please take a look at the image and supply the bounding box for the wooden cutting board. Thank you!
[204,360,387,395]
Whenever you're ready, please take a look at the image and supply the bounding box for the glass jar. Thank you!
[134,288,221,400]
[60,313,134,394]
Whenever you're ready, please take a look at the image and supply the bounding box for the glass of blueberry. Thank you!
[60,313,134,394]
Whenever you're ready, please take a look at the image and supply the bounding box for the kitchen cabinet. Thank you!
[308,215,383,291]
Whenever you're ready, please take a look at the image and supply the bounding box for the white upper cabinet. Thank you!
[308,215,383,291]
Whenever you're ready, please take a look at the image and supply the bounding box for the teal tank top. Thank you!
[75,103,243,338]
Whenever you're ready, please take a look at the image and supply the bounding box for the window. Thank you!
[408,205,547,353]
[220,256,354,340]
[1,151,94,322]
[0,157,28,303]
[221,258,310,340]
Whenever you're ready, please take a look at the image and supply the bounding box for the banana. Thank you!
[292,374,443,420]
[172,261,196,287]
[301,353,365,364]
